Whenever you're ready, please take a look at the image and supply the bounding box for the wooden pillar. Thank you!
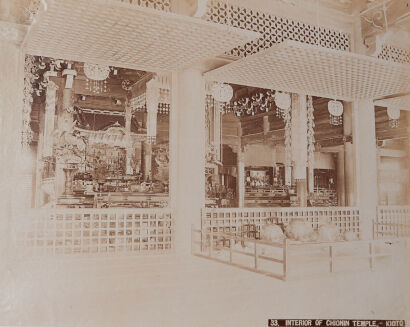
[43,81,59,157]
[124,101,133,175]
[213,101,222,162]
[55,87,75,198]
[336,150,345,206]
[407,114,410,204]
[263,115,270,135]
[237,149,245,208]
[343,102,356,206]
[291,93,308,207]
[354,100,378,240]
[34,81,59,207]
[296,180,308,206]
[146,79,159,144]
[143,142,152,181]
[143,79,159,181]
[171,68,205,254]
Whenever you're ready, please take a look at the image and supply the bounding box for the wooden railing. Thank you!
[374,206,410,239]
[202,207,361,240]
[192,226,392,281]
[192,226,287,280]
[15,208,173,255]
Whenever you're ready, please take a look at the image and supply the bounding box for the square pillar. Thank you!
[336,150,345,206]
[0,30,25,247]
[171,68,205,254]
[353,100,378,239]
[237,146,245,208]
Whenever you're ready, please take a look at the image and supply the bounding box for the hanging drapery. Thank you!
[205,94,220,164]
[291,94,307,181]
[283,97,292,186]
[284,105,292,168]
[307,95,315,192]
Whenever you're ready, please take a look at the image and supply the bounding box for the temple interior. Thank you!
[0,0,409,325]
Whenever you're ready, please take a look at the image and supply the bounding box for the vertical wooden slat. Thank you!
[254,241,258,269]
[369,242,374,271]
[329,246,334,273]
[283,238,287,280]
[229,237,233,264]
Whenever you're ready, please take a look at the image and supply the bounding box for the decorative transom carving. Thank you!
[377,44,410,65]
[205,0,351,57]
[118,0,170,11]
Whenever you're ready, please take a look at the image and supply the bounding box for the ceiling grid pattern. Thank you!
[25,0,257,72]
[205,41,410,101]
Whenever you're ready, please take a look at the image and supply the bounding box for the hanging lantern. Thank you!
[274,92,291,119]
[328,100,343,126]
[211,82,233,103]
[387,107,400,128]
[84,63,110,94]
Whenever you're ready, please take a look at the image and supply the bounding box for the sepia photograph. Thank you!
[0,0,409,326]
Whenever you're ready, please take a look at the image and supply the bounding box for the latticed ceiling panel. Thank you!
[24,0,257,72]
[378,44,410,65]
[204,0,351,58]
[117,0,171,12]
[374,95,410,111]
[205,41,410,101]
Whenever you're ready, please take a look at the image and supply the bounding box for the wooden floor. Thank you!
[0,247,409,327]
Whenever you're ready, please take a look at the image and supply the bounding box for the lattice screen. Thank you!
[17,209,173,254]
[138,0,170,11]
[374,206,410,239]
[204,0,351,57]
[378,44,410,65]
[202,207,360,238]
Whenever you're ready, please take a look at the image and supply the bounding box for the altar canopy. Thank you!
[205,40,410,101]
[24,0,258,72]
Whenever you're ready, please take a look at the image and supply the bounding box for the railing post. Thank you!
[329,245,334,273]
[190,224,194,255]
[229,237,233,264]
[369,241,374,271]
[283,238,287,280]
[200,223,204,253]
[254,240,258,270]
[209,227,213,257]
